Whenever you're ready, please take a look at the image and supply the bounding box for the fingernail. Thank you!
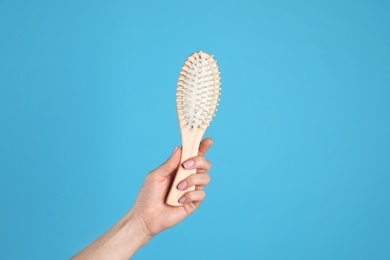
[183,160,194,169]
[172,146,178,155]
[177,181,187,190]
[178,196,186,203]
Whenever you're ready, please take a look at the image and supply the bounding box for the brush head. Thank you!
[177,51,221,130]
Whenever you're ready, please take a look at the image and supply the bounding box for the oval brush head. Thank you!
[177,51,221,129]
[166,51,221,206]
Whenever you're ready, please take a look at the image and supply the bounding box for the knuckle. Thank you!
[207,159,212,169]
[186,192,195,201]
[186,175,196,185]
[194,156,203,166]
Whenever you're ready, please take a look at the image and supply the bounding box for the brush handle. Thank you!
[166,130,203,206]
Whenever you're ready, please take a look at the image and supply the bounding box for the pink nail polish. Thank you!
[172,146,178,155]
[179,196,186,203]
[177,181,187,190]
[183,160,194,169]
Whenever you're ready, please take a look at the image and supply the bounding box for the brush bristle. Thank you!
[177,51,221,129]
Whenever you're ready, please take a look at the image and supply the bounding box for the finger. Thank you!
[198,138,213,156]
[182,156,212,172]
[149,146,181,178]
[177,173,211,191]
[178,190,206,204]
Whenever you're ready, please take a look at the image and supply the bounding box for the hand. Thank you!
[71,138,213,259]
[132,138,213,236]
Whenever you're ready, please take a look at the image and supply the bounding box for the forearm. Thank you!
[71,209,152,260]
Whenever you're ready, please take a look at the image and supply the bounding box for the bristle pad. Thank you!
[177,52,220,129]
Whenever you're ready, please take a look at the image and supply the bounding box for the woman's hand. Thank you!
[132,138,213,236]
[71,138,213,259]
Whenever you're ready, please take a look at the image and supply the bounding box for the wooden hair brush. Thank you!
[166,51,221,206]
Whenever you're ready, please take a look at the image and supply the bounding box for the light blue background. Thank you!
[1,0,389,259]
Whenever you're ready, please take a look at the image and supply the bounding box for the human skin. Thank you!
[71,138,213,259]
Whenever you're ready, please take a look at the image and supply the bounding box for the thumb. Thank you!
[151,146,181,177]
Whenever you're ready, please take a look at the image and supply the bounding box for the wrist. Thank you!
[116,209,153,257]
[124,208,153,243]
[71,209,153,260]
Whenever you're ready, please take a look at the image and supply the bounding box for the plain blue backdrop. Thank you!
[1,0,389,259]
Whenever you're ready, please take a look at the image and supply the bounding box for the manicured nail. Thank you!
[172,146,178,155]
[177,181,187,190]
[183,160,194,169]
[178,196,186,204]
